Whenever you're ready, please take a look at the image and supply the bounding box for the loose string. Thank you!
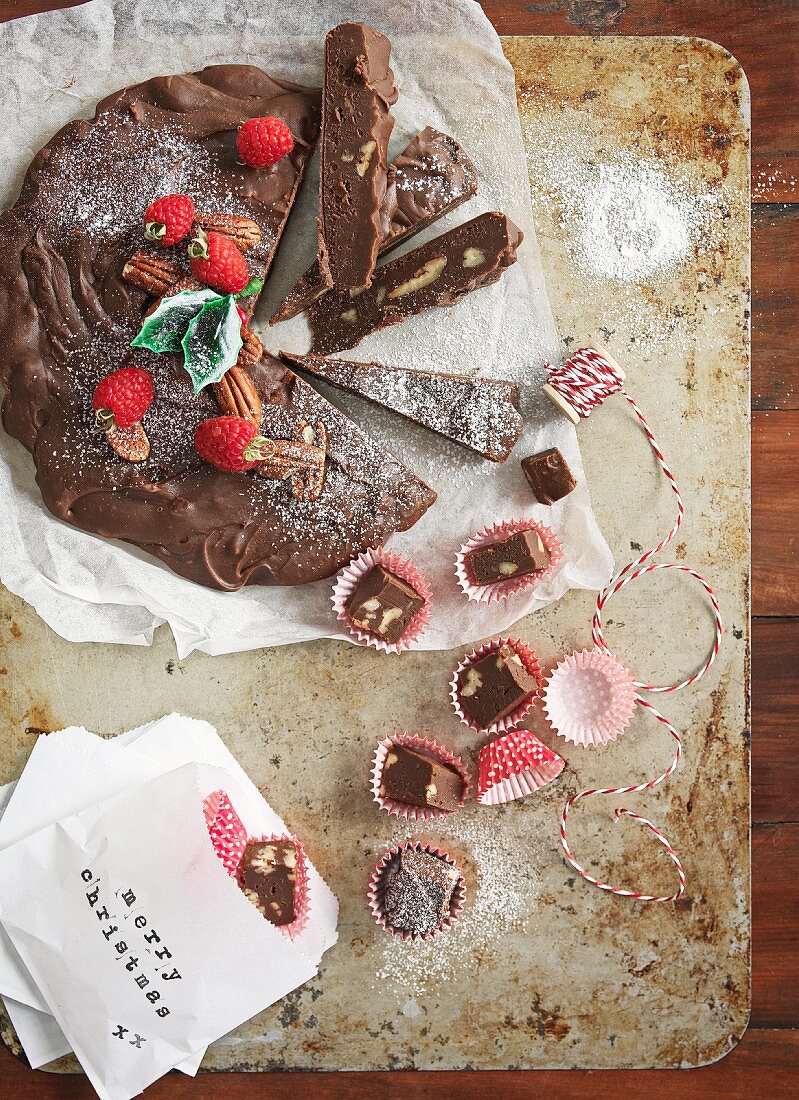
[544,347,723,902]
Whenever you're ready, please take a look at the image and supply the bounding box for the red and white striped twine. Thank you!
[544,346,724,903]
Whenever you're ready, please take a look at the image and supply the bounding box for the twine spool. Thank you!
[543,345,723,903]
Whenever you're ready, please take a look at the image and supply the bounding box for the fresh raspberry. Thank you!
[236,116,294,169]
[188,227,249,294]
[143,194,195,247]
[93,366,154,430]
[194,416,270,474]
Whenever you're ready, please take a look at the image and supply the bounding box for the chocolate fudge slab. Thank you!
[317,22,397,292]
[383,848,459,935]
[458,644,539,728]
[271,127,478,324]
[345,565,425,643]
[238,838,299,926]
[309,212,523,355]
[281,353,523,462]
[380,745,464,811]
[521,447,578,504]
[465,530,550,585]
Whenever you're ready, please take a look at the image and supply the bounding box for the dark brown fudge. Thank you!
[521,447,577,505]
[317,22,397,292]
[383,848,459,935]
[309,211,523,355]
[238,838,300,927]
[346,565,425,642]
[465,529,550,585]
[458,644,539,728]
[380,745,464,811]
[281,353,522,462]
[271,127,478,324]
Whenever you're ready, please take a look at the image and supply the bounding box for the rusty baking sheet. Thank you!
[0,36,749,1071]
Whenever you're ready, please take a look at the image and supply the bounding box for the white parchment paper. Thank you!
[0,0,612,656]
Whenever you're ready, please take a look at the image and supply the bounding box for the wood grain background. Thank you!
[0,1,796,1096]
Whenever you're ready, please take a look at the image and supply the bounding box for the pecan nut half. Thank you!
[291,420,327,501]
[122,251,183,296]
[213,366,262,424]
[256,436,326,502]
[105,421,150,463]
[237,325,263,369]
[195,213,262,251]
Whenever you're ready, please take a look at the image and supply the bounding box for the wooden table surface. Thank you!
[0,0,795,1096]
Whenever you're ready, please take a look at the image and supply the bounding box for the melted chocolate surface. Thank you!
[0,66,435,590]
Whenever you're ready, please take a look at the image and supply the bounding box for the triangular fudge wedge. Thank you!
[308,212,523,355]
[317,22,397,292]
[282,353,523,462]
[0,67,435,588]
[271,127,478,325]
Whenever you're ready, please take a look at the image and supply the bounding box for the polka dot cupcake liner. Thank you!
[477,729,565,805]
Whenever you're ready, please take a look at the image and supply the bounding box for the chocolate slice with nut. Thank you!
[380,745,465,811]
[238,838,299,927]
[281,353,523,462]
[272,127,478,324]
[465,530,550,585]
[317,22,397,292]
[345,565,425,643]
[457,644,539,729]
[309,211,523,355]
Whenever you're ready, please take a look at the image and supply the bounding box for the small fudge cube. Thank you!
[458,644,538,728]
[465,529,550,585]
[380,744,464,811]
[238,838,299,927]
[383,848,459,935]
[345,565,425,642]
[521,447,577,505]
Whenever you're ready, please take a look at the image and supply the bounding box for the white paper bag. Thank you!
[0,763,321,1100]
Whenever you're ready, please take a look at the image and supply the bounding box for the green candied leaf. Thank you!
[181,295,243,393]
[234,277,264,300]
[131,288,219,353]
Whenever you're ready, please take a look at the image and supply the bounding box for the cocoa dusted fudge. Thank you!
[309,211,523,355]
[521,447,578,504]
[380,745,465,811]
[383,848,459,935]
[346,565,425,643]
[317,22,397,292]
[271,127,478,324]
[281,353,523,462]
[465,530,550,585]
[458,644,539,729]
[238,838,300,926]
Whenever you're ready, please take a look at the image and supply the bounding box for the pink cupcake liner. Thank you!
[371,732,471,821]
[542,647,638,748]
[239,834,311,941]
[331,546,432,654]
[455,518,563,604]
[449,637,544,734]
[367,841,466,942]
[203,789,248,876]
[477,729,565,805]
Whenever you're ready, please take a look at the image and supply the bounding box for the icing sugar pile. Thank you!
[573,160,693,281]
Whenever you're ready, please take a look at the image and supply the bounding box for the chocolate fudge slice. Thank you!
[380,745,465,811]
[271,127,478,324]
[317,22,397,292]
[309,212,523,355]
[238,838,300,926]
[345,565,425,643]
[465,529,550,585]
[521,447,578,504]
[281,353,523,462]
[383,848,459,935]
[458,644,539,729]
